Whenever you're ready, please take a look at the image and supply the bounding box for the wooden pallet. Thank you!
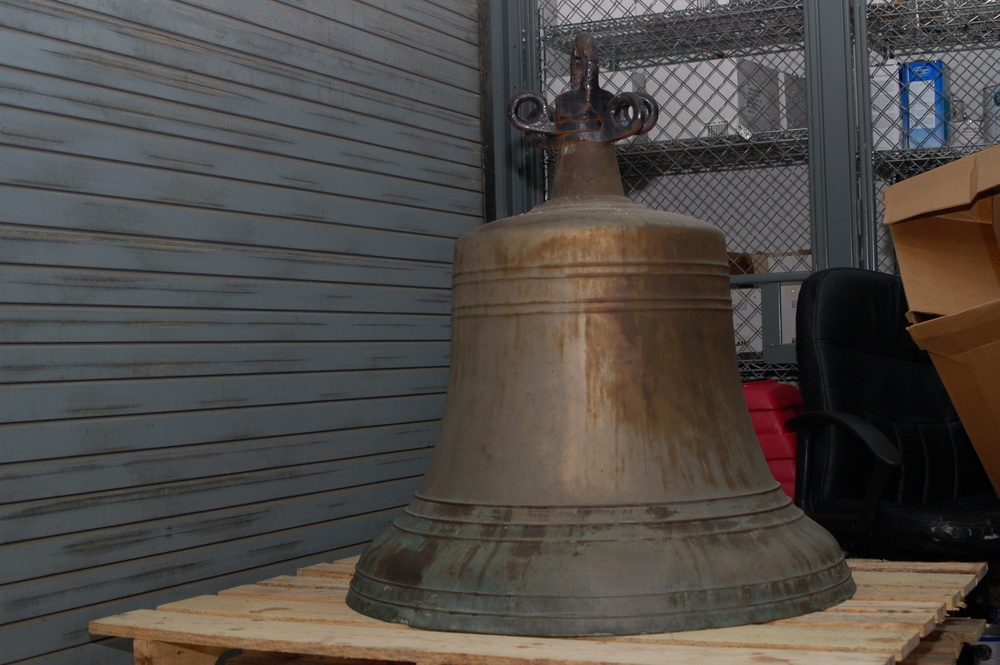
[90,557,987,665]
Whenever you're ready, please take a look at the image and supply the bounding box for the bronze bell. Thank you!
[346,33,855,636]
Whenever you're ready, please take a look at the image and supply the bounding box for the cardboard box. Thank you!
[883,144,1000,493]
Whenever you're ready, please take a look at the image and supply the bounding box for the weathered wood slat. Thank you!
[1,446,428,533]
[0,147,480,234]
[0,106,481,211]
[1,0,478,663]
[0,393,445,464]
[0,224,453,289]
[0,81,479,193]
[0,152,481,240]
[0,306,453,344]
[0,512,404,628]
[280,0,479,60]
[0,264,451,314]
[157,0,479,80]
[0,424,434,542]
[2,545,368,664]
[0,476,421,585]
[2,3,480,133]
[0,187,461,263]
[0,45,478,172]
[0,340,450,382]
[0,366,447,425]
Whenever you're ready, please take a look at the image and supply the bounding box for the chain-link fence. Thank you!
[537,0,808,381]
[865,0,1000,274]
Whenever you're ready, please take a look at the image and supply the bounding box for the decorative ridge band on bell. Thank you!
[346,32,855,636]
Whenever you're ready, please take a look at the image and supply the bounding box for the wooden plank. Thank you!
[90,610,893,665]
[849,571,984,597]
[221,582,945,640]
[827,599,948,623]
[900,641,964,664]
[225,653,379,665]
[850,585,964,611]
[220,584,359,604]
[158,594,396,625]
[257,576,353,591]
[614,624,920,661]
[298,560,359,579]
[133,639,225,665]
[922,617,986,643]
[767,608,938,637]
[849,559,988,578]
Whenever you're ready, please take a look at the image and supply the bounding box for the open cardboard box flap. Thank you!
[883,145,1000,318]
[884,145,1000,494]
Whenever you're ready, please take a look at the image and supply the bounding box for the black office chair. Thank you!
[790,267,1000,561]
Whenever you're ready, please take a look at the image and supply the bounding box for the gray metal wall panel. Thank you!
[0,0,480,662]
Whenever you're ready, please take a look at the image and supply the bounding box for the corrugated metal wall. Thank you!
[0,1,482,662]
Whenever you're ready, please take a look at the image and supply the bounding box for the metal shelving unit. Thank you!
[868,0,1000,56]
[545,2,804,68]
[539,0,810,381]
[861,0,1000,274]
[618,128,808,177]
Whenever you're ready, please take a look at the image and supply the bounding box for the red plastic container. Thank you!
[742,379,803,499]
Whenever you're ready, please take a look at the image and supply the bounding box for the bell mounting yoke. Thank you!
[507,33,658,149]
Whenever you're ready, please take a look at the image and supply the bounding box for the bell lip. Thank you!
[345,486,856,636]
[345,562,856,636]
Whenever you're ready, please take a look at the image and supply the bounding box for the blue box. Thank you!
[901,60,949,149]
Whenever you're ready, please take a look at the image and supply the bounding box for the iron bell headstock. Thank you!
[507,33,659,149]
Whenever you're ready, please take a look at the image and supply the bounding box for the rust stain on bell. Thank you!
[346,33,855,635]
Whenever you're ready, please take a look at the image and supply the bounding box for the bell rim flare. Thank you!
[346,486,855,636]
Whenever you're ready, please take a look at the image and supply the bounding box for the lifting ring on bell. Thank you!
[600,92,649,142]
[507,92,555,136]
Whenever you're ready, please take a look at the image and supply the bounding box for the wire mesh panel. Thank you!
[865,0,1000,274]
[538,0,809,381]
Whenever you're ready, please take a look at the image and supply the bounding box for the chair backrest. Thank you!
[795,268,990,508]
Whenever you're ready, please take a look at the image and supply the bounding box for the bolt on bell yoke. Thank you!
[346,33,855,636]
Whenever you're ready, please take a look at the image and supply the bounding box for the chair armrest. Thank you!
[786,410,902,538]
[786,411,902,467]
